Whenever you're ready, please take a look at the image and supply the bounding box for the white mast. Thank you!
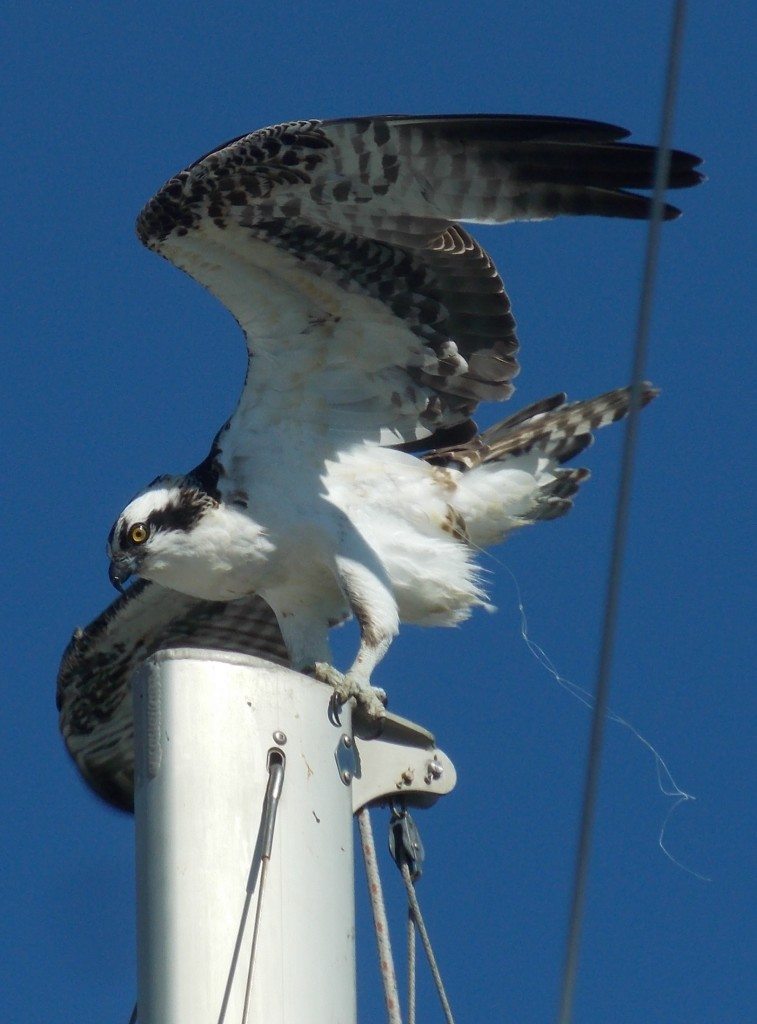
[132,647,454,1024]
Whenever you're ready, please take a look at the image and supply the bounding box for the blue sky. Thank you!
[3,2,753,1021]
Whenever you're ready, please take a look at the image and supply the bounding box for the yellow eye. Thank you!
[129,523,149,545]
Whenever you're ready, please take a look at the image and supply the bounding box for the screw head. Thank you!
[272,730,287,745]
[342,735,353,748]
[341,769,352,783]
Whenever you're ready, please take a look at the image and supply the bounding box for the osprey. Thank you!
[107,114,702,717]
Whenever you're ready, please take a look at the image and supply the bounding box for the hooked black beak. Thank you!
[108,558,135,593]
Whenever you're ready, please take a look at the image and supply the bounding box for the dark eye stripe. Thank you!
[146,496,209,534]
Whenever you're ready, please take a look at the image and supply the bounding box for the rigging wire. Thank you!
[398,862,456,1024]
[358,807,403,1024]
[557,3,689,1020]
[407,907,417,1024]
[242,752,286,1024]
[389,803,456,1024]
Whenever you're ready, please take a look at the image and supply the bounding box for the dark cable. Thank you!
[557,4,688,1021]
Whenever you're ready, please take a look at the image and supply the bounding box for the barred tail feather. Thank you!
[434,384,658,548]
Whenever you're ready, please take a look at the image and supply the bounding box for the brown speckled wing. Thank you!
[426,383,659,468]
[136,114,701,447]
[57,581,288,811]
[424,383,659,522]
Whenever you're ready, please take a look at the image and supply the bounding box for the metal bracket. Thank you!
[349,708,456,812]
[334,732,359,785]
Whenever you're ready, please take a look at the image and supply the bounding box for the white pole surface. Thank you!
[133,649,356,1024]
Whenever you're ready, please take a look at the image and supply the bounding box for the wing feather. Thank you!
[136,114,702,445]
[57,582,287,810]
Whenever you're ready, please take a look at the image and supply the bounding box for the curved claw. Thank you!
[314,662,388,722]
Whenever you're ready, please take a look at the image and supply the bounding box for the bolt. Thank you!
[272,730,287,745]
[341,769,352,784]
[425,758,443,782]
[342,735,352,748]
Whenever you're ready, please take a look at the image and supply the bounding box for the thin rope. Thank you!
[399,863,456,1024]
[407,909,417,1024]
[357,807,403,1024]
[557,4,688,1021]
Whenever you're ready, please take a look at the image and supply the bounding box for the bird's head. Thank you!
[106,474,217,593]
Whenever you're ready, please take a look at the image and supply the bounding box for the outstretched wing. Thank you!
[137,114,702,446]
[57,581,288,811]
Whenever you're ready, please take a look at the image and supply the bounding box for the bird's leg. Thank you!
[263,587,334,675]
[323,554,399,720]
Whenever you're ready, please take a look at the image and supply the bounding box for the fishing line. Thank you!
[467,525,706,880]
[501,560,709,882]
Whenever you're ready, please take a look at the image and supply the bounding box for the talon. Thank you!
[315,662,354,710]
[313,663,387,721]
[314,662,350,703]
